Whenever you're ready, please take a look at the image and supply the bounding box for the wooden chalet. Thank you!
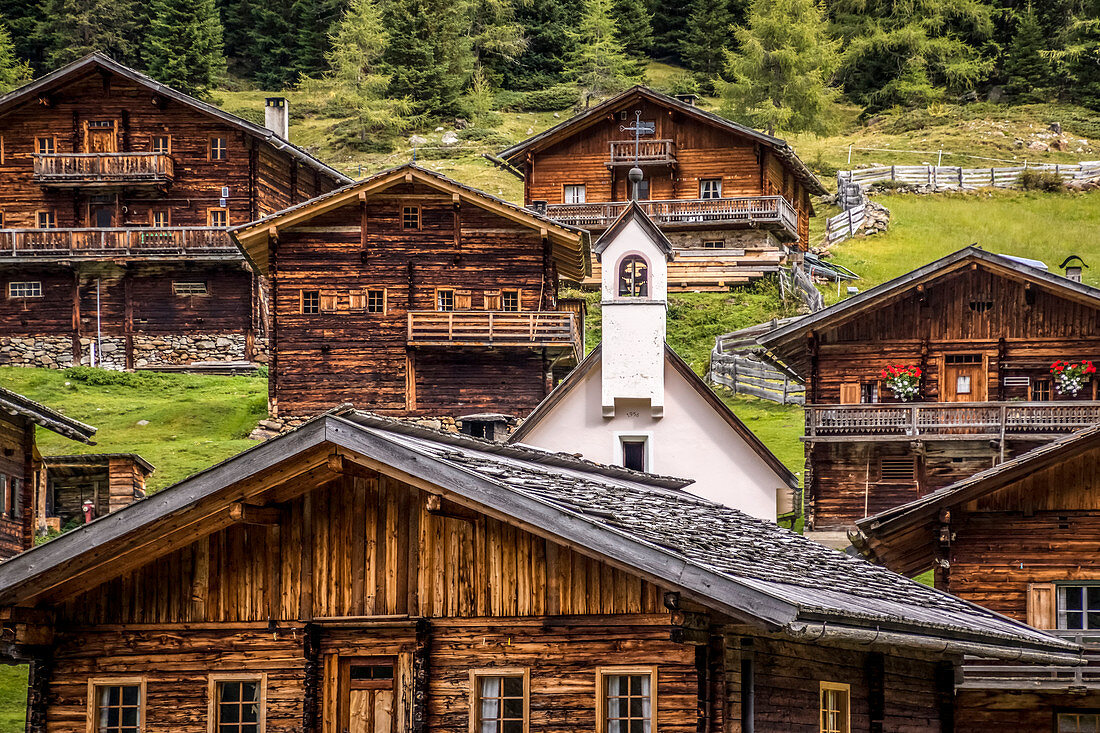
[0,386,96,557]
[0,410,1081,733]
[0,53,351,370]
[856,425,1100,731]
[42,452,152,531]
[232,164,590,421]
[757,247,1100,534]
[496,86,828,292]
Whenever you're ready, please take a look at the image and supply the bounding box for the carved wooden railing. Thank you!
[545,196,799,237]
[407,311,579,359]
[0,228,236,257]
[804,401,1100,439]
[960,629,1100,690]
[608,139,675,165]
[33,153,175,185]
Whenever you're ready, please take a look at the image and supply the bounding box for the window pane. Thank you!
[502,677,523,697]
[1068,588,1085,611]
[502,721,523,733]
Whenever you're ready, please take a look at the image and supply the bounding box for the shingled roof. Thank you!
[0,411,1077,663]
[0,386,96,444]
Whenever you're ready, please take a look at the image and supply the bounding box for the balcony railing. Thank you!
[960,629,1098,690]
[33,153,175,187]
[407,311,580,360]
[608,139,675,166]
[0,228,237,259]
[544,196,799,238]
[804,401,1100,441]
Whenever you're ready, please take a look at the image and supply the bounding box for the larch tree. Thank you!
[36,0,142,68]
[566,0,644,97]
[0,20,31,92]
[383,0,473,117]
[144,0,226,98]
[1003,5,1052,101]
[720,0,839,135]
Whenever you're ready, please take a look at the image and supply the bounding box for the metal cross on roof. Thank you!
[619,110,645,166]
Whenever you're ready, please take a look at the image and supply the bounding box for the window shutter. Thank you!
[319,290,339,313]
[348,289,367,311]
[483,290,501,310]
[455,289,472,310]
[840,382,861,404]
[1027,583,1056,629]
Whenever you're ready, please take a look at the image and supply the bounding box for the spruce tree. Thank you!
[506,0,580,89]
[470,0,528,85]
[382,0,473,117]
[651,0,688,60]
[680,0,732,82]
[0,20,31,92]
[612,0,653,59]
[36,0,142,68]
[721,0,838,134]
[1003,5,1051,102]
[0,0,45,69]
[831,0,996,109]
[291,0,345,80]
[248,0,297,88]
[566,0,644,97]
[144,0,226,98]
[1046,0,1100,110]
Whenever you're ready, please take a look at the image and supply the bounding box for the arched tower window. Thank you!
[618,255,649,297]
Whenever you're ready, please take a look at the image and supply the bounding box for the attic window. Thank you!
[172,281,208,296]
[879,458,917,483]
[968,299,994,313]
[402,206,421,230]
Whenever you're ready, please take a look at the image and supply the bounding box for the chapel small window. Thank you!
[700,178,722,199]
[820,682,850,733]
[618,256,648,298]
[621,438,647,472]
[301,290,320,314]
[173,281,208,296]
[209,137,227,161]
[367,289,385,314]
[501,290,520,312]
[437,289,455,312]
[402,206,421,230]
[9,281,43,298]
[91,683,142,733]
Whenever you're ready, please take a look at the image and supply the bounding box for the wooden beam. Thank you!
[228,503,283,525]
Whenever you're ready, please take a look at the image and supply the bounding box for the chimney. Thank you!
[265,97,289,140]
[674,93,699,107]
[1061,255,1088,283]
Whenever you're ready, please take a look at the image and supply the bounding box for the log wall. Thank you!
[0,413,32,558]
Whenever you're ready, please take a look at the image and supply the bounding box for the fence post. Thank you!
[958,167,963,187]
[930,165,934,187]
[848,209,854,236]
[730,358,738,394]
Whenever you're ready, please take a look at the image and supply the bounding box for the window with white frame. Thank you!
[1059,585,1100,630]
[597,667,655,733]
[8,281,42,298]
[564,184,586,204]
[699,178,722,199]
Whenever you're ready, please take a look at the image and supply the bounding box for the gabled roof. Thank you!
[509,342,808,491]
[498,86,828,196]
[759,247,1100,378]
[44,452,155,474]
[0,53,351,186]
[855,424,1100,574]
[0,387,96,444]
[592,200,675,260]
[231,163,591,280]
[0,410,1077,662]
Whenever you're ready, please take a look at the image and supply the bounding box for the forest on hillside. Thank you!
[0,0,1098,146]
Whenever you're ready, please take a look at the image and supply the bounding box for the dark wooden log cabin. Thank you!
[232,164,590,421]
[856,424,1100,731]
[758,247,1100,536]
[0,53,351,370]
[41,452,152,532]
[497,86,828,292]
[0,410,1079,733]
[0,386,96,557]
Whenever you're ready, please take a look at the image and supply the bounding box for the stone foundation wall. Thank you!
[0,333,270,370]
[666,229,782,250]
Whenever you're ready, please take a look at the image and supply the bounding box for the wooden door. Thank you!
[85,121,117,153]
[944,354,985,402]
[338,657,396,733]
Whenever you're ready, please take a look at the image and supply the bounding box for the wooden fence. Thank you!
[825,203,867,244]
[837,161,1100,190]
[708,317,805,405]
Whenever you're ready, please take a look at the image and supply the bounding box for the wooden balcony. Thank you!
[804,401,1100,442]
[407,311,580,362]
[0,228,239,261]
[960,629,1096,690]
[544,196,799,239]
[33,153,175,188]
[608,139,676,167]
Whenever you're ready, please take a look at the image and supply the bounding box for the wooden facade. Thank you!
[0,412,1072,733]
[856,425,1100,731]
[42,453,152,531]
[233,165,589,420]
[0,53,349,369]
[498,87,827,292]
[759,248,1100,531]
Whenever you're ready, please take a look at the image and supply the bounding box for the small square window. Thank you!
[501,290,520,312]
[367,289,385,314]
[402,206,421,230]
[37,211,56,229]
[152,135,171,154]
[214,679,262,733]
[820,682,850,733]
[91,682,143,733]
[860,383,879,404]
[9,281,42,298]
[621,438,647,472]
[700,178,722,199]
[437,289,454,312]
[173,281,208,296]
[210,137,227,161]
[36,137,55,155]
[702,240,724,249]
[301,290,320,314]
[472,671,527,733]
[151,211,169,228]
[209,209,228,228]
[1032,379,1052,402]
[564,184,586,204]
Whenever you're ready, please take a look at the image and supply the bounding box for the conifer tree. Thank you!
[144,0,226,98]
[0,20,31,92]
[470,0,528,85]
[1003,5,1051,102]
[506,0,580,88]
[566,0,644,97]
[651,0,688,61]
[831,0,996,109]
[36,0,142,67]
[612,0,653,59]
[291,0,345,80]
[680,0,732,82]
[0,0,45,69]
[1046,0,1100,110]
[720,0,838,135]
[382,0,473,117]
[248,0,297,88]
